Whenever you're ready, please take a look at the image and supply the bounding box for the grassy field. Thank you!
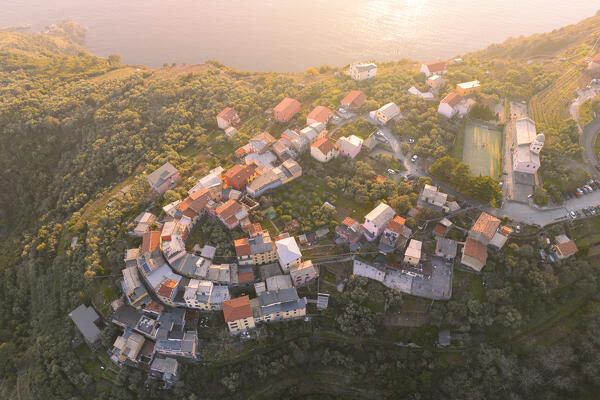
[462,122,503,178]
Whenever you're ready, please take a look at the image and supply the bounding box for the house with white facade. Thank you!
[311,138,338,163]
[512,117,544,175]
[350,62,377,81]
[375,102,401,124]
[420,60,447,77]
[362,203,395,242]
[275,236,302,272]
[438,93,463,118]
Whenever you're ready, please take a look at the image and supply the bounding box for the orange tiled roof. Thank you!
[312,137,336,155]
[224,164,255,189]
[234,238,251,257]
[144,300,164,314]
[464,237,487,264]
[433,224,447,236]
[385,216,406,234]
[441,92,463,107]
[142,230,161,254]
[472,212,501,240]
[157,279,178,298]
[307,106,333,123]
[342,217,356,227]
[274,98,301,115]
[217,107,238,121]
[222,296,252,322]
[216,199,243,220]
[424,60,447,73]
[555,240,578,258]
[237,270,255,283]
[341,90,367,108]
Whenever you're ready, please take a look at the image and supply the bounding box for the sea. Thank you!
[2,0,599,72]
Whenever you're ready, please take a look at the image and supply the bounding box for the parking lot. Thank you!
[562,180,600,219]
[409,257,453,300]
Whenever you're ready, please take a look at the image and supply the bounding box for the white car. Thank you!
[411,155,418,162]
[387,169,396,175]
[408,138,415,144]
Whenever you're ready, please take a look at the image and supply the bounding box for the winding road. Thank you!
[581,118,600,177]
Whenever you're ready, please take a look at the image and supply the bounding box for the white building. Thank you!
[362,203,395,242]
[375,102,401,124]
[420,61,447,77]
[438,93,462,118]
[336,135,363,159]
[275,236,302,272]
[512,117,544,174]
[310,138,338,163]
[350,62,377,81]
[404,239,422,266]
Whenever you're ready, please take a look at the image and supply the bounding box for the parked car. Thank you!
[569,211,577,219]
[408,138,415,144]
[411,154,418,162]
[574,190,582,198]
[585,185,594,192]
[387,169,396,175]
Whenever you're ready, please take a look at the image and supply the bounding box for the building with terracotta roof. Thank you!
[336,217,363,247]
[341,90,367,109]
[215,199,248,230]
[380,216,411,250]
[438,92,463,118]
[237,266,255,284]
[156,279,179,306]
[350,62,377,80]
[468,212,501,245]
[223,164,256,191]
[307,106,333,125]
[420,60,447,77]
[273,98,301,122]
[461,237,488,272]
[222,296,255,333]
[552,234,578,260]
[217,107,240,129]
[310,137,338,163]
[142,230,162,255]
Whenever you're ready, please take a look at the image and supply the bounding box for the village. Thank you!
[67,59,586,387]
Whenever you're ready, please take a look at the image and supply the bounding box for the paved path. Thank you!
[570,86,600,131]
[581,118,600,177]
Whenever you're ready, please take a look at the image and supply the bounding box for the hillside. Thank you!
[0,15,600,400]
